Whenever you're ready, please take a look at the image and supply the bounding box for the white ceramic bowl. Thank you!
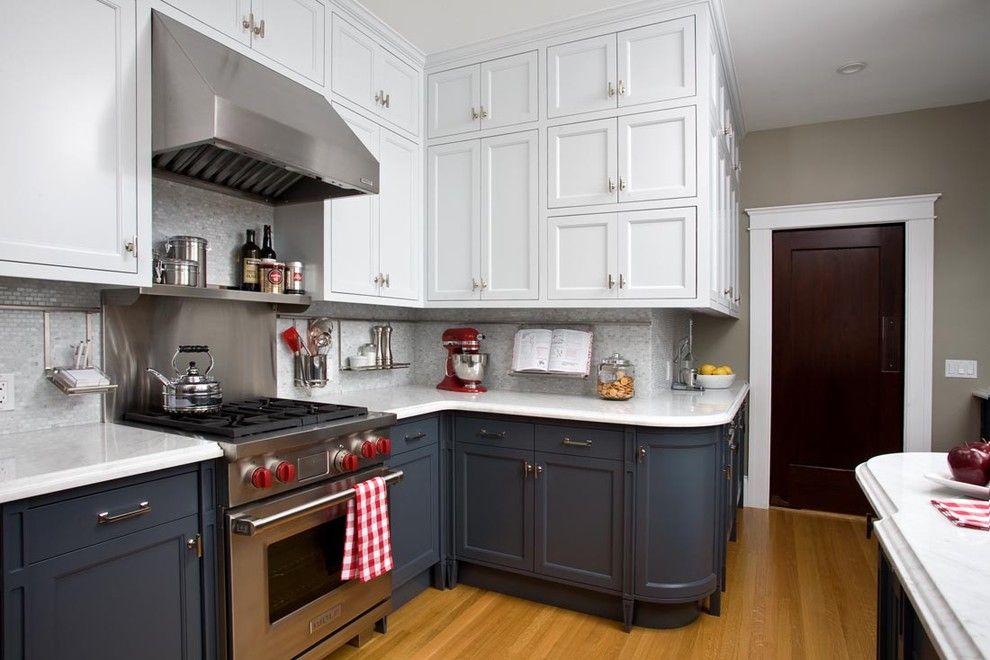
[697,373,736,389]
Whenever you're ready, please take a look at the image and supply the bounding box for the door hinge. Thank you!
[187,534,203,558]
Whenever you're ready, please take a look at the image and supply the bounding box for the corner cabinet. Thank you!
[0,0,145,286]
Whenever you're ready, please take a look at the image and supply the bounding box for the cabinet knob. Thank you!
[637,446,647,463]
[535,464,544,479]
[242,14,254,31]
[524,461,533,477]
[479,278,487,290]
[471,107,480,120]
[471,278,479,291]
[124,237,137,256]
[608,82,616,98]
[618,80,626,96]
[607,177,616,193]
[252,19,265,38]
[607,274,615,289]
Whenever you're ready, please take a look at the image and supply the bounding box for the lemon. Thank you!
[700,364,717,376]
[715,366,732,376]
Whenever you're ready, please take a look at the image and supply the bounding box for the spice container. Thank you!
[260,259,284,294]
[284,261,305,294]
[597,353,635,400]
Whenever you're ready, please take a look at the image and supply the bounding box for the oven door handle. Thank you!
[230,469,404,537]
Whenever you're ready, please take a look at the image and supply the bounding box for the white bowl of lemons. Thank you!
[697,364,736,389]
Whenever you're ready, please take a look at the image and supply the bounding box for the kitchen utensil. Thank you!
[163,235,208,287]
[294,354,328,388]
[307,318,333,355]
[159,257,199,287]
[450,353,489,392]
[696,373,736,389]
[146,345,223,414]
[281,326,310,356]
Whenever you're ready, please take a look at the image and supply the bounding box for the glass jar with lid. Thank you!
[597,353,635,400]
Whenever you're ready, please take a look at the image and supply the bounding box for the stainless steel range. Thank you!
[126,398,400,659]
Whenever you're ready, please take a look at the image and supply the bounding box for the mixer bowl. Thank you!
[452,353,489,385]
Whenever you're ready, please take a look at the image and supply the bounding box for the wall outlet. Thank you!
[0,374,13,411]
[945,359,978,379]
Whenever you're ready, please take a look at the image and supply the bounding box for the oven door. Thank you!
[226,468,402,659]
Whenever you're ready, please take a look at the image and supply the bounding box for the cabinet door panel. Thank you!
[618,208,696,299]
[0,0,137,274]
[547,34,616,118]
[25,516,201,660]
[167,0,250,43]
[548,214,617,300]
[534,453,622,591]
[480,131,539,300]
[428,65,481,138]
[548,119,617,208]
[378,129,420,301]
[329,107,379,296]
[480,51,538,129]
[331,14,377,112]
[251,0,325,84]
[428,141,481,300]
[455,443,533,572]
[617,16,696,107]
[377,48,420,135]
[389,444,440,588]
[618,107,696,202]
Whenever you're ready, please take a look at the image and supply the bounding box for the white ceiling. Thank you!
[359,0,990,131]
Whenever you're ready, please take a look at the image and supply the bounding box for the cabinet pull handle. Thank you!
[384,93,391,108]
[607,274,615,289]
[723,465,732,481]
[480,278,487,290]
[535,464,544,479]
[636,446,647,463]
[734,296,741,304]
[479,429,506,439]
[618,274,625,289]
[480,105,487,119]
[608,82,615,98]
[253,19,265,38]
[98,501,151,524]
[618,177,626,191]
[471,107,480,120]
[374,273,382,286]
[607,177,616,193]
[242,14,254,31]
[375,91,382,104]
[471,278,479,291]
[618,80,626,96]
[124,235,137,258]
[405,432,427,441]
[723,287,732,296]
[524,461,533,477]
[562,437,593,448]
[383,273,390,288]
[187,534,203,558]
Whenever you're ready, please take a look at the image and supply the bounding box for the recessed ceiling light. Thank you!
[837,61,867,75]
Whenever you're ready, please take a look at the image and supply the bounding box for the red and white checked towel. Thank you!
[341,476,394,582]
[930,498,990,531]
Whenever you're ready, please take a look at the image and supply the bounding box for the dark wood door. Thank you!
[771,224,904,514]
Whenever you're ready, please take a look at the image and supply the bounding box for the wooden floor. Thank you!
[330,507,877,659]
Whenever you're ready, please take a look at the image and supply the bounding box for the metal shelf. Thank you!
[46,368,119,396]
[102,284,312,310]
[340,363,411,373]
[508,370,588,379]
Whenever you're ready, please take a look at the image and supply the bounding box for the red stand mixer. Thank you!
[437,327,489,393]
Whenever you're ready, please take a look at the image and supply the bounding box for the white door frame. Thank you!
[745,194,940,509]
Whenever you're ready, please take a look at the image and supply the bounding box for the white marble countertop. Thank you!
[0,423,223,504]
[317,383,749,427]
[857,453,990,659]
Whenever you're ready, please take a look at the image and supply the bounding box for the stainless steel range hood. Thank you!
[152,11,378,205]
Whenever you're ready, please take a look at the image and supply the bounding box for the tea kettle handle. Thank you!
[172,345,214,375]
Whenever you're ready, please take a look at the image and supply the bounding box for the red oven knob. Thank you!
[274,461,297,483]
[334,450,359,473]
[376,437,392,456]
[250,466,273,489]
[359,441,378,459]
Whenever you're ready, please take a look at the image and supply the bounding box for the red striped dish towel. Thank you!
[930,498,990,531]
[341,476,394,582]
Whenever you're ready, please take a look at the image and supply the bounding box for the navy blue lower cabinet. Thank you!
[634,428,720,605]
[455,441,534,572]
[534,451,622,592]
[389,442,441,588]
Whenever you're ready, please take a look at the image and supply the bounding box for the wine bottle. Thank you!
[260,225,277,260]
[241,229,261,291]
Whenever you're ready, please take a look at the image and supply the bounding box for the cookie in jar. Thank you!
[597,353,635,400]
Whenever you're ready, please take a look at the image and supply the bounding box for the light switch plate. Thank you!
[945,359,978,379]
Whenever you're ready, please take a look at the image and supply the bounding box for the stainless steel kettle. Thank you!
[146,345,223,414]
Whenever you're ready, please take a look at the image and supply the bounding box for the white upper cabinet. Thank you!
[617,208,696,299]
[166,0,250,44]
[617,106,696,202]
[547,35,616,118]
[548,118,617,208]
[250,0,325,84]
[377,129,419,300]
[480,52,539,130]
[331,14,420,136]
[0,0,140,282]
[480,132,539,300]
[428,51,537,138]
[616,17,695,107]
[428,65,481,138]
[428,141,482,301]
[547,214,617,300]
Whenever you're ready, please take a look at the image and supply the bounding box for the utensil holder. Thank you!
[294,354,328,388]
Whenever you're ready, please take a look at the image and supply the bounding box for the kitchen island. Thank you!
[857,452,990,658]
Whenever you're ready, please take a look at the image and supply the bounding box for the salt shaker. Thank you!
[381,325,393,367]
[371,325,385,367]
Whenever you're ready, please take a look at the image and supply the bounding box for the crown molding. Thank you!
[332,0,426,66]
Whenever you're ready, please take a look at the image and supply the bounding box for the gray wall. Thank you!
[693,100,990,450]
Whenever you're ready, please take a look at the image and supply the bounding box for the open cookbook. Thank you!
[511,329,594,376]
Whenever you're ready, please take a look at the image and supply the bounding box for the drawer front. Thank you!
[390,415,440,456]
[455,415,534,451]
[535,423,624,461]
[24,471,199,564]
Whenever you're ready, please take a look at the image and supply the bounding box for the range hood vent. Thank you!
[152,11,378,206]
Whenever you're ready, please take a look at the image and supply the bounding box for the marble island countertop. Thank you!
[317,383,750,427]
[0,423,223,504]
[857,453,990,659]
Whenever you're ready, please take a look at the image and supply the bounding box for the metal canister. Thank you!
[158,257,199,287]
[260,259,284,294]
[163,236,208,287]
[284,261,305,294]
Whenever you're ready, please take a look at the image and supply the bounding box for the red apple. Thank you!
[948,444,990,485]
